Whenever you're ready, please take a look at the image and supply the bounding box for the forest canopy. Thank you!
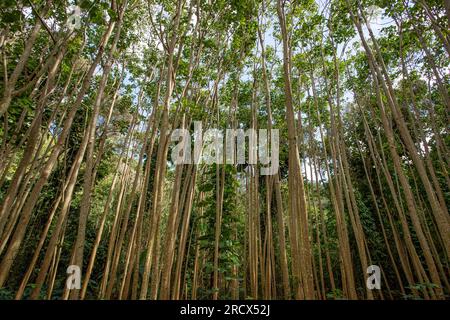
[0,0,449,300]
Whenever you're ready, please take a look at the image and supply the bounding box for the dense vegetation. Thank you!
[0,0,449,300]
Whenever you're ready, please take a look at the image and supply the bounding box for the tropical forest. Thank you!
[0,0,449,301]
